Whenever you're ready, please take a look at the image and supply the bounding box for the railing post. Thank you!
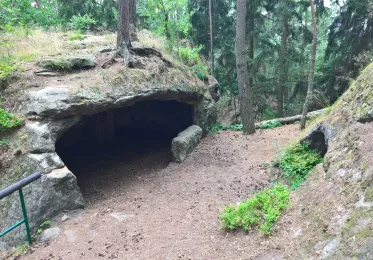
[19,188,32,245]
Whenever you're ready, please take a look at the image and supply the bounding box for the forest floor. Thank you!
[16,125,300,260]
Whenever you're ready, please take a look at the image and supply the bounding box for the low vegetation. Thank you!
[278,142,323,190]
[0,107,25,131]
[259,121,282,129]
[219,185,290,235]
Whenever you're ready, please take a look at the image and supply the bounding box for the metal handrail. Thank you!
[0,172,41,245]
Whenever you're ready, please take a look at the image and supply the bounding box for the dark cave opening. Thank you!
[303,130,328,157]
[55,100,193,201]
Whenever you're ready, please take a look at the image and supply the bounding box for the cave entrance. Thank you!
[302,126,330,157]
[55,100,193,202]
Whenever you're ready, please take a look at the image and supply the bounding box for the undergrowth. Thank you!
[219,185,290,235]
[209,121,282,134]
[0,107,25,131]
[278,142,323,190]
[259,121,282,129]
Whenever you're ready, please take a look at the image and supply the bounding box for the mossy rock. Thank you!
[38,56,96,72]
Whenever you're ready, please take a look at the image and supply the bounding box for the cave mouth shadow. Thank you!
[303,130,328,157]
[55,100,193,200]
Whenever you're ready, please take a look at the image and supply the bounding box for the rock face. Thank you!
[274,62,373,258]
[0,46,218,249]
[171,125,203,163]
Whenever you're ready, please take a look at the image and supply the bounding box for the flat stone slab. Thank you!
[171,125,202,163]
[110,212,134,222]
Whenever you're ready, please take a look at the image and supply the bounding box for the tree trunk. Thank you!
[209,0,214,75]
[247,5,254,98]
[129,0,136,26]
[236,0,255,135]
[117,0,131,58]
[35,0,41,9]
[129,0,137,41]
[277,13,289,118]
[300,0,318,130]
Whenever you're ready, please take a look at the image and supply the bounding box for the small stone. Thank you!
[61,215,70,222]
[38,227,61,243]
[321,238,339,259]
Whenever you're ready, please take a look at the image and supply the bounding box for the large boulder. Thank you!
[171,125,202,163]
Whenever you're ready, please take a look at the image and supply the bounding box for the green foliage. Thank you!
[262,108,277,120]
[219,185,290,235]
[0,0,60,29]
[208,124,243,135]
[69,31,84,41]
[278,142,323,190]
[32,220,52,240]
[11,243,29,257]
[259,121,282,129]
[0,108,25,131]
[0,140,7,146]
[70,14,97,32]
[138,0,193,49]
[178,46,203,66]
[0,61,16,81]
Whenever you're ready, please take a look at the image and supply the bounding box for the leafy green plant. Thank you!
[32,220,51,240]
[69,31,84,41]
[0,61,16,81]
[0,108,24,131]
[259,121,282,129]
[219,185,290,235]
[70,14,97,32]
[278,142,323,190]
[0,140,7,146]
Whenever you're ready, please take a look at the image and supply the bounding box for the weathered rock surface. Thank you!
[272,63,373,258]
[0,44,217,250]
[38,56,96,72]
[38,227,61,243]
[172,125,202,163]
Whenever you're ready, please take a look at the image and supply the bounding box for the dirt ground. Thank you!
[17,125,299,260]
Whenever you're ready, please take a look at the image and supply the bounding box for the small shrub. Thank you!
[177,46,208,80]
[32,220,51,241]
[69,31,84,41]
[259,121,282,129]
[0,60,16,81]
[278,142,323,190]
[219,185,290,235]
[70,14,97,32]
[0,108,25,131]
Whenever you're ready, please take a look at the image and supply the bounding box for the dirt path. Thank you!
[20,125,299,260]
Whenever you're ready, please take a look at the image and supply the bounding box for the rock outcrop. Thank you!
[0,43,219,249]
[270,62,373,259]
